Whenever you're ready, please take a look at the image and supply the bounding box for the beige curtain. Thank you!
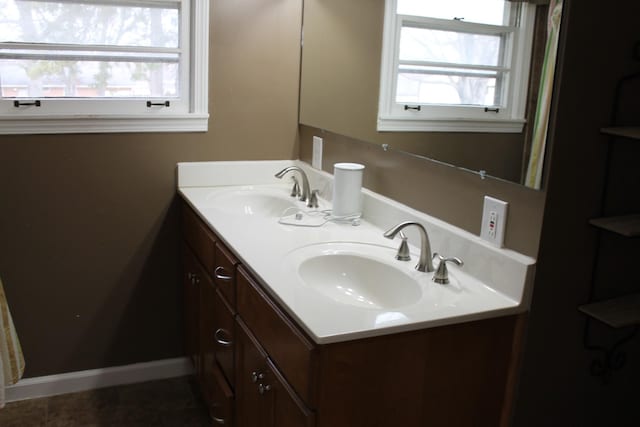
[525,0,563,189]
[0,277,25,408]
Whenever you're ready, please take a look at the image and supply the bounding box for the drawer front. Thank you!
[214,242,238,308]
[198,261,217,396]
[207,363,235,427]
[182,201,216,271]
[237,267,316,406]
[214,288,236,388]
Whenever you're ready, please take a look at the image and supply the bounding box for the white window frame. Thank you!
[0,0,209,134]
[378,0,536,133]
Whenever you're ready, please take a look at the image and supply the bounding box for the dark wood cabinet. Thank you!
[182,201,237,425]
[181,199,525,427]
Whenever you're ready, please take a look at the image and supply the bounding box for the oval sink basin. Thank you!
[209,187,298,217]
[289,243,423,309]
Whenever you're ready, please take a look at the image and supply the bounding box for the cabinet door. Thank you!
[182,245,200,372]
[236,318,271,427]
[236,319,314,427]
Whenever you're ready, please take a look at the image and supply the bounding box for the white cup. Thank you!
[332,163,365,217]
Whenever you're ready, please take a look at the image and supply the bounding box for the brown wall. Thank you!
[299,0,526,183]
[0,0,302,377]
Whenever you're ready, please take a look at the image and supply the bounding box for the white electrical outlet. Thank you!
[312,136,323,170]
[480,196,508,247]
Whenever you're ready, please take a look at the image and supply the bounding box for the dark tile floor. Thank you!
[0,376,211,427]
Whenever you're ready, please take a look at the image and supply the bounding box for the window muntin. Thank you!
[0,0,209,133]
[379,0,535,133]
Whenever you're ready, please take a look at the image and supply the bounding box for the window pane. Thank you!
[397,0,508,26]
[0,0,179,48]
[400,27,502,67]
[396,67,501,106]
[1,59,179,98]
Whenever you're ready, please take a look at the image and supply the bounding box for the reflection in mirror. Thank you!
[299,0,563,189]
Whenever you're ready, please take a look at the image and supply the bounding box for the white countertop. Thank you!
[178,160,536,344]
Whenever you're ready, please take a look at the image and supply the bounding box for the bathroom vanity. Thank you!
[178,160,535,427]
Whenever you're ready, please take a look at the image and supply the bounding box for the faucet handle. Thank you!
[395,231,411,261]
[432,253,463,285]
[307,189,320,209]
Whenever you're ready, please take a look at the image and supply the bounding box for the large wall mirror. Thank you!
[299,0,563,189]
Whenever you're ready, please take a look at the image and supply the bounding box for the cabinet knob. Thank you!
[214,266,233,281]
[214,328,233,347]
[258,383,272,395]
[188,273,200,285]
[251,371,265,383]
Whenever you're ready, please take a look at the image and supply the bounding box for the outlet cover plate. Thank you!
[480,196,508,247]
[312,136,323,170]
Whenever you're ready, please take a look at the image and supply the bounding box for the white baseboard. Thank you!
[5,357,194,403]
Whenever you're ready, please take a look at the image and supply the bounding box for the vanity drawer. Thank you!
[182,202,216,271]
[237,266,316,406]
[206,363,235,426]
[214,287,236,388]
[214,242,239,309]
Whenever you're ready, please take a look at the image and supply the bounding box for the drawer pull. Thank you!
[214,266,233,281]
[258,383,272,395]
[251,370,265,383]
[210,413,226,425]
[214,328,233,347]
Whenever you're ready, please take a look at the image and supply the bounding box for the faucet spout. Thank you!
[275,166,311,204]
[383,221,434,272]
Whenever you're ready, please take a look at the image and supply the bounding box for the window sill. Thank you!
[377,117,525,133]
[0,114,209,135]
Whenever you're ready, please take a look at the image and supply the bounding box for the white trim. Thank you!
[377,117,525,133]
[0,114,209,134]
[0,0,209,135]
[4,357,193,403]
[190,0,209,115]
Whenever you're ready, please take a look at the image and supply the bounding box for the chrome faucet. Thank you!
[383,221,434,272]
[275,166,316,208]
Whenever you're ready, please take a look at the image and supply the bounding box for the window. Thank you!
[0,0,209,134]
[378,0,535,133]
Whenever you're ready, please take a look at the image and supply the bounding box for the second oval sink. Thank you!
[288,243,424,309]
[208,187,298,217]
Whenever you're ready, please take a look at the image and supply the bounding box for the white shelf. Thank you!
[589,214,640,237]
[601,127,640,140]
[579,293,640,328]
